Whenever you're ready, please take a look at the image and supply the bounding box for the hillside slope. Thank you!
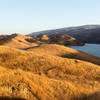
[0,67,81,100]
[0,34,38,48]
[0,44,100,99]
[27,44,100,66]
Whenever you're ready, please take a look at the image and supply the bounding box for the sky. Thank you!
[0,0,100,35]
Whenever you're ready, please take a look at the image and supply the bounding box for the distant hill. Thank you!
[0,33,84,48]
[0,34,38,48]
[36,34,84,46]
[29,25,100,44]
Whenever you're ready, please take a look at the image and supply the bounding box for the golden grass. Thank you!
[0,67,83,100]
[27,44,100,65]
[0,66,100,100]
[0,34,38,48]
[0,44,100,100]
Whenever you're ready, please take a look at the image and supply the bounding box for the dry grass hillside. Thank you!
[0,67,86,100]
[27,44,100,65]
[0,34,38,48]
[0,44,100,100]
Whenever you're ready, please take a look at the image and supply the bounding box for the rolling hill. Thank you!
[0,44,100,100]
[0,34,38,48]
[37,34,84,46]
[0,33,84,48]
[26,44,100,65]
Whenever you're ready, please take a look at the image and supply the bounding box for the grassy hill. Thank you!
[0,34,38,48]
[0,34,84,49]
[0,44,100,99]
[27,44,100,65]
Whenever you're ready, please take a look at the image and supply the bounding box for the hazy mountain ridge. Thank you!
[29,25,100,44]
[30,25,100,35]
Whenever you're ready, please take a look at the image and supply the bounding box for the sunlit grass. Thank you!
[0,44,100,100]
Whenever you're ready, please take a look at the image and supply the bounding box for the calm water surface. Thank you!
[70,44,100,57]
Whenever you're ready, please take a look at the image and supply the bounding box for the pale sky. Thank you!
[0,0,100,34]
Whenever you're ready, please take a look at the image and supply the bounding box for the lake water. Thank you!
[69,44,100,57]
